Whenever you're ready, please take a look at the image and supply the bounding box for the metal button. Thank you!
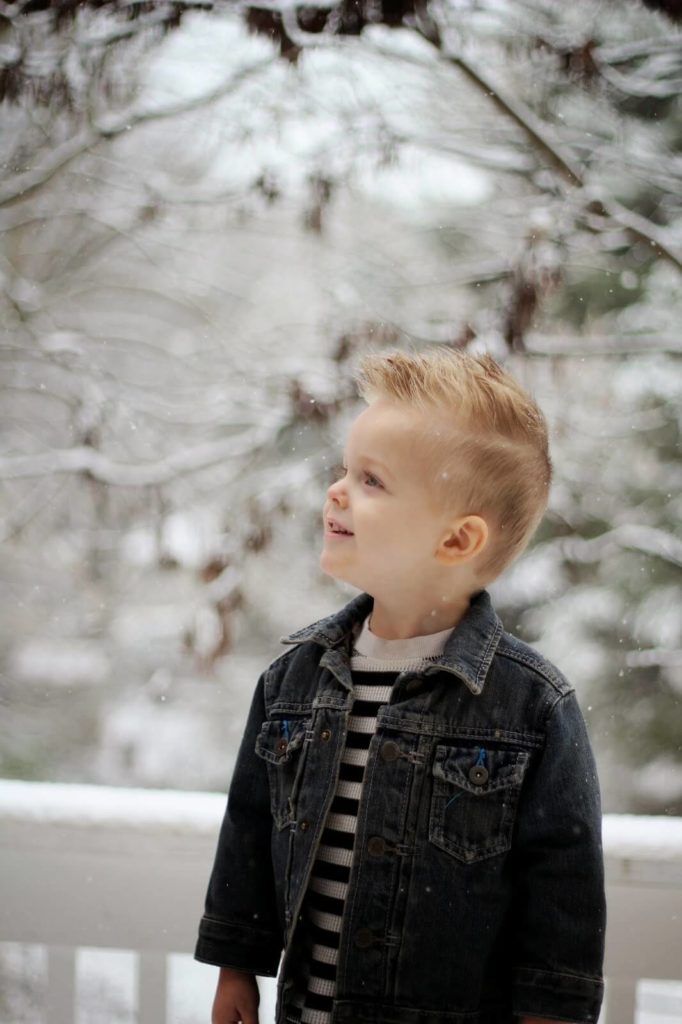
[354,928,374,949]
[320,729,332,742]
[367,836,387,857]
[380,740,400,763]
[276,739,288,754]
[299,820,310,831]
[404,678,422,694]
[469,765,489,785]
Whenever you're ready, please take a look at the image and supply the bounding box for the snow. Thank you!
[362,24,439,64]
[8,641,111,687]
[126,6,492,219]
[602,813,682,862]
[109,604,190,647]
[2,778,682,862]
[491,543,568,606]
[612,351,682,407]
[630,761,682,809]
[139,12,276,113]
[520,584,625,688]
[352,143,493,220]
[632,585,682,650]
[0,779,224,833]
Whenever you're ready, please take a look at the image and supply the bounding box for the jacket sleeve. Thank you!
[194,669,282,975]
[511,688,607,1023]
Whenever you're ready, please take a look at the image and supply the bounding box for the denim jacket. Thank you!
[195,588,606,1024]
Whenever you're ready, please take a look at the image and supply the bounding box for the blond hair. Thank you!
[353,346,552,586]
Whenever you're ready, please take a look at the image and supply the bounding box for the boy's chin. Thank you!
[319,555,356,587]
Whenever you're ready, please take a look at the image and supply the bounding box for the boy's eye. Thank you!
[330,463,382,489]
[363,471,382,488]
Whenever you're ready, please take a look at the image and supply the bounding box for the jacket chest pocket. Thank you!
[428,743,530,864]
[255,717,311,831]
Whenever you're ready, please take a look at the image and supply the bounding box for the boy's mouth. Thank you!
[326,517,354,536]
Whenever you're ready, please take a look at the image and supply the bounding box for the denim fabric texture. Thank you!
[194,588,606,1024]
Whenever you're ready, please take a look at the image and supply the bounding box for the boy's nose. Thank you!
[327,480,348,506]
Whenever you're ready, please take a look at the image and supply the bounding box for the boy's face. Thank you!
[320,398,460,597]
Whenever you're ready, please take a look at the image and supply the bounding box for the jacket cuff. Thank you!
[194,914,281,976]
[513,966,604,1022]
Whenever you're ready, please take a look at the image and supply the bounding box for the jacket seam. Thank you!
[264,647,302,707]
[266,645,300,680]
[542,689,574,731]
[496,642,573,698]
[200,914,280,940]
[514,965,603,983]
[194,951,278,976]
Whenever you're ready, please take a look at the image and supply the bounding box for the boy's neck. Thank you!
[367,591,474,640]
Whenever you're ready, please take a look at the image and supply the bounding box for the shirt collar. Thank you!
[279,588,504,696]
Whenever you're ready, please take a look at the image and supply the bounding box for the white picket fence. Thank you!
[1,780,681,1024]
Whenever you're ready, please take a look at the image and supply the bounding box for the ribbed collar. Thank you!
[349,614,456,670]
[279,588,504,696]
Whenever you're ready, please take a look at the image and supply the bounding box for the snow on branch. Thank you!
[406,19,682,273]
[625,647,682,669]
[0,411,289,487]
[0,55,274,209]
[558,524,682,569]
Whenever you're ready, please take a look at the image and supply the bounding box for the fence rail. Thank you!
[1,780,682,1023]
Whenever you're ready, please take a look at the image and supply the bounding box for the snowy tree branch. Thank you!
[558,524,682,569]
[625,648,682,669]
[0,413,290,487]
[410,16,682,273]
[0,55,274,209]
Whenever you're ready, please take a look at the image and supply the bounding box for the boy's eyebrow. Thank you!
[343,452,395,480]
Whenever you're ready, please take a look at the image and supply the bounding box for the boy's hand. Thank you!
[212,966,260,1024]
[520,1018,572,1023]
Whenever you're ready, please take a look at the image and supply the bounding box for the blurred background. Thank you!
[0,0,681,1018]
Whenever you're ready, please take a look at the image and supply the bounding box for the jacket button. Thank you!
[367,836,386,857]
[320,729,332,742]
[276,739,288,754]
[299,820,310,831]
[404,678,422,693]
[354,928,374,949]
[380,740,400,762]
[469,765,489,785]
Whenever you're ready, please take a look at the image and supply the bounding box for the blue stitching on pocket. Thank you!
[445,791,464,811]
[444,747,487,810]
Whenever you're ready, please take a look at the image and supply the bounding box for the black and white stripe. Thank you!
[292,671,396,1024]
[286,617,457,1024]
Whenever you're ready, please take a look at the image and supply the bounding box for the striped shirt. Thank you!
[287,613,457,1024]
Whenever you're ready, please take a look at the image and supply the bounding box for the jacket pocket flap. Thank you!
[432,744,530,795]
[255,718,308,765]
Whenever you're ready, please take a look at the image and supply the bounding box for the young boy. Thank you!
[194,347,607,1024]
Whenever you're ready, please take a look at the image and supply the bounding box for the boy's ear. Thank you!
[436,515,489,564]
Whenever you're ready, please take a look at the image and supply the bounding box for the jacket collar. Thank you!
[279,588,504,696]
